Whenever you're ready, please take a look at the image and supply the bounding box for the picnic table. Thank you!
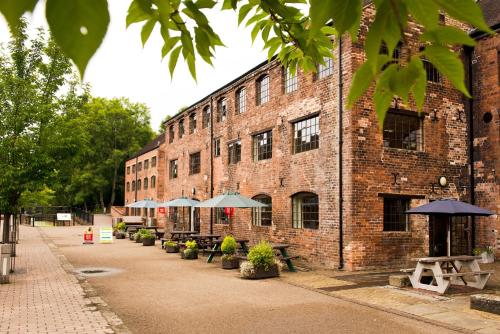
[169,230,197,242]
[270,243,298,272]
[189,234,221,250]
[401,255,494,294]
[125,226,163,239]
[206,238,249,263]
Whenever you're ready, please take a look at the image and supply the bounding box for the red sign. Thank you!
[224,207,235,217]
[83,229,94,244]
[158,207,166,214]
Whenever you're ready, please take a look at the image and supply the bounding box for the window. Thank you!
[179,119,185,138]
[126,182,130,192]
[293,115,320,153]
[169,159,178,179]
[137,179,142,190]
[143,177,148,190]
[317,56,333,79]
[132,164,136,173]
[127,166,130,175]
[151,176,156,188]
[214,138,221,157]
[216,208,230,224]
[252,195,272,226]
[189,152,201,175]
[151,156,157,167]
[379,42,402,69]
[256,75,269,105]
[228,140,241,164]
[217,98,227,122]
[383,110,422,151]
[189,112,197,133]
[144,159,149,170]
[292,192,319,229]
[149,208,155,217]
[235,87,246,113]
[138,162,142,171]
[169,125,175,143]
[253,130,272,161]
[383,197,410,231]
[284,68,298,93]
[423,58,441,83]
[202,105,211,128]
[132,181,136,191]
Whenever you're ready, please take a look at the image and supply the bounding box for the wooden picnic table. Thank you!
[169,230,197,241]
[189,234,221,250]
[270,243,298,272]
[207,238,249,263]
[125,226,163,239]
[402,255,494,294]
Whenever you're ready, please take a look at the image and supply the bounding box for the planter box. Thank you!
[166,245,179,253]
[135,236,142,243]
[241,263,279,279]
[142,238,155,246]
[222,257,240,269]
[115,232,126,239]
[183,250,198,260]
[480,252,495,264]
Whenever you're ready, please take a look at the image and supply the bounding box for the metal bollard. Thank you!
[0,244,11,284]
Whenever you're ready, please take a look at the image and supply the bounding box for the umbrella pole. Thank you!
[447,217,451,257]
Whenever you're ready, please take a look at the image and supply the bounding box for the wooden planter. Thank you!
[222,256,240,269]
[142,238,155,246]
[166,245,179,253]
[242,263,279,279]
[115,232,126,239]
[183,249,198,260]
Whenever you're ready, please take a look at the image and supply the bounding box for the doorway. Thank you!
[429,215,448,256]
[429,215,470,256]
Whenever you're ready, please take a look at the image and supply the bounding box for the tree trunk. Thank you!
[2,212,11,244]
[99,191,105,213]
[110,163,118,207]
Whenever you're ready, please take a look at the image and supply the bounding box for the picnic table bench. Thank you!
[169,230,197,242]
[270,243,298,272]
[206,238,249,263]
[125,226,163,239]
[401,255,494,294]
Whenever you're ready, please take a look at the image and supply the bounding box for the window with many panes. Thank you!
[189,112,197,133]
[383,110,422,151]
[202,105,211,128]
[293,115,319,154]
[214,138,221,157]
[317,56,333,79]
[143,177,148,189]
[126,182,130,192]
[284,68,298,93]
[179,119,185,138]
[292,192,319,229]
[235,87,246,113]
[228,140,241,164]
[217,98,227,122]
[189,152,201,175]
[151,156,156,167]
[127,166,130,175]
[423,58,441,83]
[151,176,156,188]
[252,195,272,226]
[253,130,272,161]
[383,197,410,231]
[256,75,269,105]
[144,159,149,170]
[169,159,178,179]
[169,125,175,143]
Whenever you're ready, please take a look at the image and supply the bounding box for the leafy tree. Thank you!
[159,114,172,133]
[0,0,493,125]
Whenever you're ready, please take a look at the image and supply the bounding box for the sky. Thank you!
[0,0,268,132]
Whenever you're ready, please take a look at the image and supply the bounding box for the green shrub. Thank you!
[184,248,195,257]
[141,230,155,240]
[116,222,126,232]
[221,235,237,255]
[247,241,275,270]
[138,228,148,236]
[185,240,198,250]
[164,240,177,247]
[133,233,141,241]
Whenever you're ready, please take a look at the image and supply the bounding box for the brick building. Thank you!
[124,2,498,270]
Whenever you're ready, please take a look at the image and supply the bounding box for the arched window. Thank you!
[256,74,269,105]
[292,192,319,229]
[132,181,136,191]
[189,112,197,133]
[217,97,227,122]
[126,182,130,192]
[151,176,156,188]
[202,105,211,128]
[137,179,141,190]
[235,87,246,113]
[252,195,272,226]
[143,177,148,190]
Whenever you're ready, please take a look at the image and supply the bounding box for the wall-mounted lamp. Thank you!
[430,109,438,122]
[438,176,448,187]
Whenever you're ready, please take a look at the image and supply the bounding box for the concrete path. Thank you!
[39,225,467,334]
[0,226,119,334]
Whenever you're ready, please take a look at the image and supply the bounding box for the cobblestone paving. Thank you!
[0,226,114,334]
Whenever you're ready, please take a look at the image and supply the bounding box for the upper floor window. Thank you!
[383,197,409,231]
[151,156,157,167]
[252,195,272,226]
[132,181,136,191]
[202,105,211,128]
[144,159,149,170]
[293,115,319,154]
[383,110,423,151]
[423,58,441,83]
[169,125,175,143]
[217,98,227,122]
[151,175,156,188]
[137,179,142,190]
[189,152,201,175]
[284,68,298,93]
[253,130,272,161]
[235,87,246,113]
[228,140,241,164]
[126,182,130,192]
[189,112,197,134]
[256,75,269,105]
[137,162,142,171]
[214,138,221,157]
[132,164,136,173]
[179,119,185,138]
[292,192,319,229]
[169,159,178,179]
[127,166,130,175]
[143,177,148,190]
[317,56,333,79]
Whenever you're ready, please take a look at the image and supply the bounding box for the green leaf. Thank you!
[347,61,375,107]
[238,4,253,25]
[409,56,426,112]
[374,64,398,127]
[126,0,152,27]
[161,37,180,58]
[46,0,110,77]
[141,19,156,46]
[0,0,39,29]
[421,26,475,47]
[186,53,197,80]
[434,0,492,33]
[310,0,362,35]
[404,0,439,29]
[195,0,216,9]
[168,45,182,76]
[423,45,471,97]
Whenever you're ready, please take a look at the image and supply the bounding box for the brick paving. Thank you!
[0,226,115,334]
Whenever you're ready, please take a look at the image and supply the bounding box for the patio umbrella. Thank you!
[125,199,159,208]
[406,199,494,256]
[160,197,200,207]
[195,192,268,208]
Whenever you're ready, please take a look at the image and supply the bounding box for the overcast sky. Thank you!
[0,0,267,132]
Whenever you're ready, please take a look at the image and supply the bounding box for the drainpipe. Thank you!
[134,156,138,215]
[338,36,344,270]
[465,45,476,252]
[210,96,214,234]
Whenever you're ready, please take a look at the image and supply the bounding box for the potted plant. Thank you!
[134,228,147,243]
[221,235,239,269]
[240,241,280,279]
[142,230,156,246]
[183,240,198,260]
[115,222,126,239]
[474,246,495,264]
[164,240,179,253]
